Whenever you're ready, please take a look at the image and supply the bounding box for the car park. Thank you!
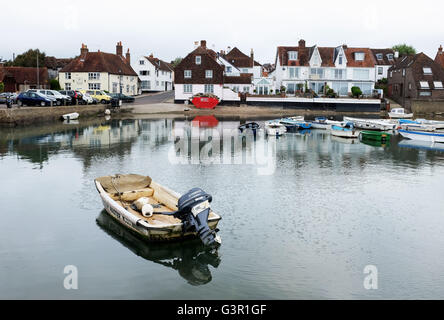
[27,89,71,106]
[0,92,18,104]
[59,90,85,105]
[17,92,53,107]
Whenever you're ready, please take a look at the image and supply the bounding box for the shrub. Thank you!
[351,86,362,98]
[297,83,304,91]
[0,82,4,93]
[280,85,286,93]
[50,79,61,90]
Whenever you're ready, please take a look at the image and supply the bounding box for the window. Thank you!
[126,85,130,92]
[434,81,443,89]
[226,66,232,73]
[195,56,201,65]
[352,82,372,95]
[161,81,164,86]
[289,67,299,79]
[204,84,214,93]
[88,72,100,80]
[419,91,432,96]
[376,53,383,60]
[242,68,249,73]
[287,83,296,94]
[338,55,343,65]
[243,86,250,93]
[378,67,383,75]
[334,69,346,80]
[139,60,145,65]
[288,51,298,60]
[232,86,239,93]
[353,69,370,80]
[65,72,71,79]
[423,67,432,75]
[420,81,429,89]
[205,70,213,78]
[408,83,412,90]
[156,81,159,86]
[65,83,71,90]
[112,83,118,93]
[332,82,348,96]
[88,83,100,90]
[387,54,394,61]
[140,70,149,76]
[354,52,365,61]
[184,84,193,93]
[310,68,324,78]
[184,70,192,78]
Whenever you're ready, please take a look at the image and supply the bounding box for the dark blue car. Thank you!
[17,92,53,107]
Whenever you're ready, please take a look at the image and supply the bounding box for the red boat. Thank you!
[191,96,219,109]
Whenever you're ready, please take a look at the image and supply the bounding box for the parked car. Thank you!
[17,92,53,107]
[82,93,95,104]
[109,93,135,103]
[59,90,85,105]
[0,92,18,104]
[27,89,71,106]
[80,90,111,104]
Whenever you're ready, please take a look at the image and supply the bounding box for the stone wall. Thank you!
[411,99,444,115]
[0,105,107,126]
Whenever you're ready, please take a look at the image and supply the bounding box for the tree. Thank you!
[5,49,46,68]
[392,44,416,56]
[0,82,4,93]
[351,86,362,98]
[171,57,183,68]
[50,79,61,90]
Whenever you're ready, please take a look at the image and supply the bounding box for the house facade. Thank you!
[59,42,138,95]
[371,49,398,81]
[133,54,173,92]
[274,39,376,97]
[388,52,444,108]
[0,66,49,92]
[174,40,252,103]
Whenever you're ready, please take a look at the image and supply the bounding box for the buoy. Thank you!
[105,109,111,115]
[133,197,154,218]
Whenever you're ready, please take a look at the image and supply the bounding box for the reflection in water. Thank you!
[96,211,221,286]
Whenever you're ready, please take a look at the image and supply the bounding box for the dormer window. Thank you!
[338,55,343,65]
[434,81,443,89]
[420,81,430,89]
[354,52,365,61]
[195,56,201,65]
[288,51,298,60]
[387,54,394,61]
[423,67,432,75]
[376,53,383,60]
[139,60,145,65]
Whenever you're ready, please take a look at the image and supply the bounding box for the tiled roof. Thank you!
[391,53,444,85]
[145,56,173,72]
[435,46,444,69]
[0,66,48,84]
[371,49,397,66]
[223,47,261,68]
[344,48,376,68]
[60,51,137,76]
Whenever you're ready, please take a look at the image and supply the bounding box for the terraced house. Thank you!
[274,39,377,96]
[59,42,138,95]
[133,54,173,92]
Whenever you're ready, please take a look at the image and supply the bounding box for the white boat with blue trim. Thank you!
[399,129,444,143]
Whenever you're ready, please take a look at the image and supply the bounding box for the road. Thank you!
[134,91,174,105]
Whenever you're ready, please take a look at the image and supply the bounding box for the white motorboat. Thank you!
[331,124,360,139]
[265,121,287,136]
[344,117,396,131]
[399,129,444,143]
[62,112,79,121]
[415,119,444,129]
[388,108,413,119]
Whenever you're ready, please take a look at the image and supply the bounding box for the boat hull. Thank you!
[399,130,444,143]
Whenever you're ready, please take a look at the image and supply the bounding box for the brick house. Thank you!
[0,66,49,92]
[59,42,138,95]
[388,52,444,109]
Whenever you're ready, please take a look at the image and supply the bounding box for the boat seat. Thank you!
[109,188,154,202]
[115,199,182,226]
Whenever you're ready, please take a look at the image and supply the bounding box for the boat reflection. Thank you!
[96,211,221,286]
[398,140,444,152]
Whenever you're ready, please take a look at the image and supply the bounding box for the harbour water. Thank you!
[1,116,444,299]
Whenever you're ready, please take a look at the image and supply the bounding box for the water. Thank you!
[1,116,444,299]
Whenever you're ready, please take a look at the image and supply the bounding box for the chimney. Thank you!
[439,45,443,54]
[149,53,154,58]
[116,41,123,56]
[342,44,348,50]
[298,39,306,48]
[80,43,88,56]
[126,48,131,64]
[250,48,254,67]
[395,51,399,59]
[227,46,231,53]
[200,40,207,49]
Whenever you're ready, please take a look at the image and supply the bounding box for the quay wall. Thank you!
[0,105,107,126]
[411,100,444,115]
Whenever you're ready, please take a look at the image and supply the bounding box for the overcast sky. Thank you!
[1,0,443,65]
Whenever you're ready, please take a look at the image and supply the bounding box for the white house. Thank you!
[371,49,398,81]
[274,39,377,96]
[59,42,138,95]
[133,54,174,92]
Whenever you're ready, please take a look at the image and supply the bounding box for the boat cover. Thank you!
[96,174,152,193]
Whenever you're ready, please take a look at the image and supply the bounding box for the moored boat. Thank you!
[398,130,444,143]
[360,131,391,142]
[310,117,331,130]
[265,121,287,136]
[331,123,359,139]
[388,108,413,119]
[95,174,222,248]
[279,117,311,131]
[344,116,396,131]
[62,112,79,121]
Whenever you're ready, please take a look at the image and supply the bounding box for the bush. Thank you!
[351,86,362,98]
[280,85,286,93]
[0,82,4,93]
[297,83,304,91]
[326,88,337,98]
[50,79,61,90]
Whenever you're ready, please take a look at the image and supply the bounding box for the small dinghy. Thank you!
[265,121,287,136]
[95,174,222,248]
[388,108,413,119]
[331,123,359,139]
[62,112,79,121]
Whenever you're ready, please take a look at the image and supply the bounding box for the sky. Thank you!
[1,0,443,65]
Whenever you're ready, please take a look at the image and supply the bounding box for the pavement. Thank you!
[133,91,174,105]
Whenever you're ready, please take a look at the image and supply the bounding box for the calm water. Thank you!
[1,116,444,299]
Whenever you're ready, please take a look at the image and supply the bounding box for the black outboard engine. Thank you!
[176,188,221,248]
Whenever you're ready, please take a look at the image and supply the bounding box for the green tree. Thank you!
[392,44,416,56]
[171,57,183,68]
[0,82,4,93]
[351,86,362,98]
[50,79,61,90]
[5,49,46,67]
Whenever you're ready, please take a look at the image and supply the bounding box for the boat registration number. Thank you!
[191,201,210,217]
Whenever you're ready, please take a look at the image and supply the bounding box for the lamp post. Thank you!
[119,69,122,94]
[36,51,39,88]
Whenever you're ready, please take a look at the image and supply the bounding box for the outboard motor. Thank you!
[176,188,221,248]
